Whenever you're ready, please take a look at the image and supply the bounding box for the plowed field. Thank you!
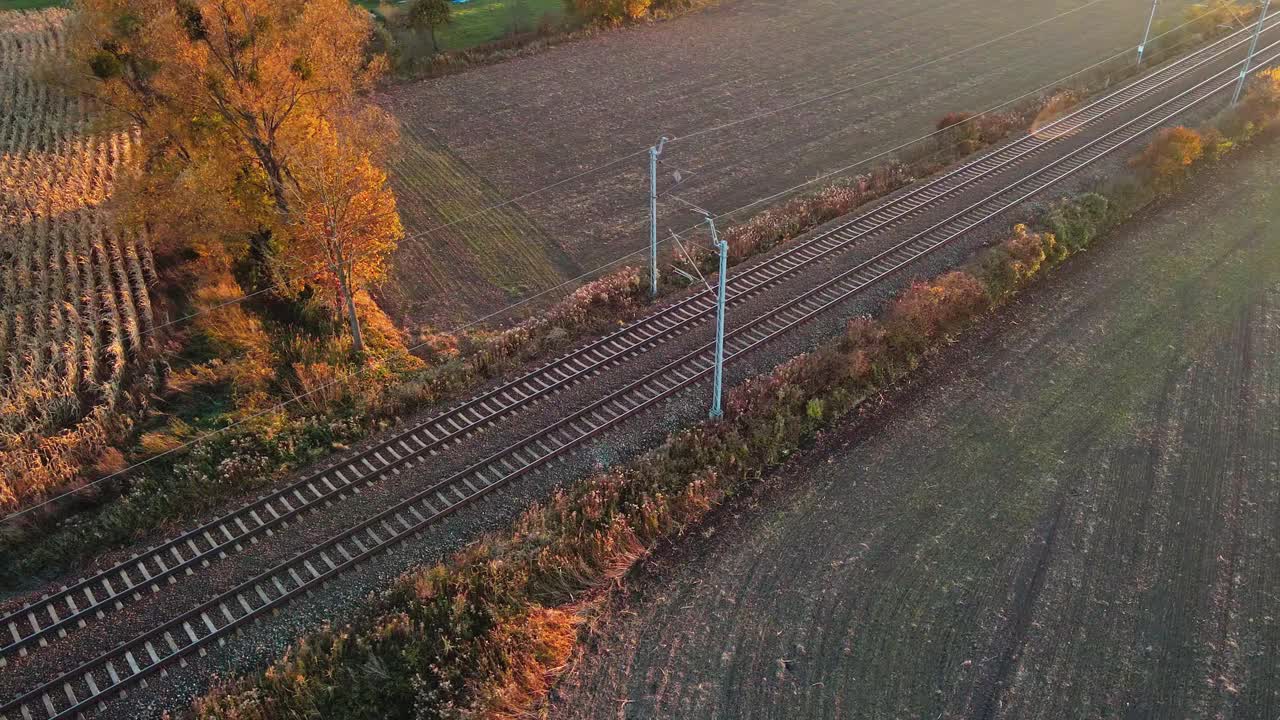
[550,139,1280,718]
[380,0,1197,325]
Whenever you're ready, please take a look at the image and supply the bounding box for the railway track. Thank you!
[5,23,1279,720]
[4,17,1273,672]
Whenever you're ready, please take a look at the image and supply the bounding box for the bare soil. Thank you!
[379,0,1198,325]
[549,136,1280,717]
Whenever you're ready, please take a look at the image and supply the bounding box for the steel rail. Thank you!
[5,32,1275,720]
[4,14,1277,669]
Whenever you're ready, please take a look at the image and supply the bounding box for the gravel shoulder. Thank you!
[549,138,1280,719]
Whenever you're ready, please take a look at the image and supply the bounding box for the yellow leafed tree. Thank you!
[281,113,403,355]
[67,0,383,215]
[63,0,403,359]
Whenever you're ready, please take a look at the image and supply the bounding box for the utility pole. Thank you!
[1137,0,1159,66]
[649,137,669,297]
[1233,0,1272,105]
[707,216,728,420]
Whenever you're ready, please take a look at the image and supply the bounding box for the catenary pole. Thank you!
[1233,0,1273,104]
[1137,0,1159,66]
[707,217,728,420]
[649,137,669,297]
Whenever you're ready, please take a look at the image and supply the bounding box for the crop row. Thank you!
[0,10,159,512]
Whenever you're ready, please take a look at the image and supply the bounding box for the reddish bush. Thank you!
[937,111,974,130]
[885,271,989,352]
[840,316,889,384]
[973,111,1022,145]
[1130,126,1203,191]
[936,111,980,156]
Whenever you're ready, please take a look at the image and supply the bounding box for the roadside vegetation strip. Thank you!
[7,33,1272,720]
[3,12,1262,670]
[193,59,1280,720]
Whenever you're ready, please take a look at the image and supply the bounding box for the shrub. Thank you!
[937,111,974,130]
[720,165,914,266]
[91,447,128,477]
[1129,126,1204,192]
[980,224,1058,297]
[289,362,355,415]
[936,111,980,156]
[1231,66,1280,135]
[1047,193,1110,252]
[806,398,825,421]
[839,315,889,386]
[1199,126,1235,162]
[884,271,989,353]
[564,0,652,23]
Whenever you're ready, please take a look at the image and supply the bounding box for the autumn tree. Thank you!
[1240,66,1280,127]
[64,0,388,283]
[281,112,403,355]
[406,0,452,52]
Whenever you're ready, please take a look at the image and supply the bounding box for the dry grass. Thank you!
[0,9,159,512]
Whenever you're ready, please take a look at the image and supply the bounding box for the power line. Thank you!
[667,0,1117,146]
[115,7,1262,406]
[117,0,1140,339]
[662,7,1237,230]
[1,5,1244,522]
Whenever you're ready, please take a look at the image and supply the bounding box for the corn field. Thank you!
[0,10,160,513]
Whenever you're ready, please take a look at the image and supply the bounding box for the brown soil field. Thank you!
[376,121,575,323]
[548,139,1280,716]
[379,0,1199,326]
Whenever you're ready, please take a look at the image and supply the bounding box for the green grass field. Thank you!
[0,0,66,10]
[3,0,563,53]
[361,0,564,50]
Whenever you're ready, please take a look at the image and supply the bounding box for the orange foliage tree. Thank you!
[63,0,400,355]
[67,0,383,214]
[282,113,404,354]
[1130,126,1204,192]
